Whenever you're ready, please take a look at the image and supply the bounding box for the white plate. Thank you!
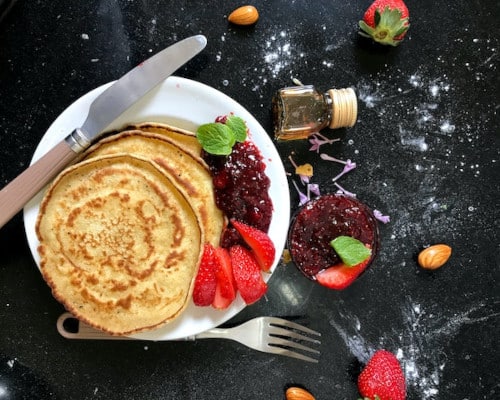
[23,76,290,340]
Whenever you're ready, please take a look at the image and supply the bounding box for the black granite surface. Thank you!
[0,1,499,399]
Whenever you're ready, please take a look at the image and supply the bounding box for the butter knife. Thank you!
[0,34,207,229]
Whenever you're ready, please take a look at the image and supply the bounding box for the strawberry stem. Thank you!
[359,6,409,46]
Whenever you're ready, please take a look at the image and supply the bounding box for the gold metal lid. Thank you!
[327,88,358,129]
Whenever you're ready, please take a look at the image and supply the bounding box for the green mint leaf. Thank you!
[225,115,247,142]
[330,236,371,267]
[196,123,235,155]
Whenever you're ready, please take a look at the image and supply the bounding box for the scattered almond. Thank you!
[418,244,452,270]
[228,5,259,26]
[285,387,315,400]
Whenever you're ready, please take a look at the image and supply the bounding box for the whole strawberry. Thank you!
[359,0,410,46]
[358,350,406,400]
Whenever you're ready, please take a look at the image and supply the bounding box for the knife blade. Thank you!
[0,34,207,229]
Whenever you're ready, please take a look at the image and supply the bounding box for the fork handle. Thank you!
[57,312,218,341]
[193,328,231,340]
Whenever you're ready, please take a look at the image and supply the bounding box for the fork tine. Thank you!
[267,336,320,354]
[266,317,321,337]
[264,344,319,363]
[263,317,321,363]
[268,326,321,344]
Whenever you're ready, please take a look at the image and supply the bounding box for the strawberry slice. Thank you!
[212,247,236,309]
[231,219,275,271]
[315,258,370,290]
[230,245,267,305]
[192,243,218,306]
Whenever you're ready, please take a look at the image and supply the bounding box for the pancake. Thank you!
[83,129,224,247]
[128,122,202,158]
[36,154,202,335]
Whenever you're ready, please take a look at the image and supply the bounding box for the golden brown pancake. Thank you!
[83,129,224,247]
[36,154,202,335]
[128,122,202,158]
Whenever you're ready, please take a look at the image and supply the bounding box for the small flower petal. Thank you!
[374,210,390,224]
[309,134,339,153]
[334,182,356,198]
[292,180,309,205]
[320,153,347,164]
[308,138,322,153]
[344,159,356,172]
[308,183,321,196]
[299,174,310,184]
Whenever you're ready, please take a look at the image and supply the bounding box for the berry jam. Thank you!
[203,141,273,248]
[288,194,379,279]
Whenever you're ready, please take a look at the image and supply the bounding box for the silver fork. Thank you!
[57,312,321,363]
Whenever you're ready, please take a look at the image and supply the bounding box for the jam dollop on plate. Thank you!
[288,194,379,280]
[204,140,273,248]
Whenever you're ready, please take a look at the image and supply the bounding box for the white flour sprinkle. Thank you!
[440,120,456,134]
[429,84,440,97]
[328,299,499,399]
[409,74,423,87]
[358,73,454,137]
[262,30,301,78]
[357,83,382,108]
[399,125,429,152]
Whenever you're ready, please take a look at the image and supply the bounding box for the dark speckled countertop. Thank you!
[0,1,499,399]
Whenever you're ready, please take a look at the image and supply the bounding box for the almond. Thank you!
[228,5,259,26]
[418,244,452,270]
[285,387,315,400]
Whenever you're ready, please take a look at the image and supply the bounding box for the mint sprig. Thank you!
[196,115,247,155]
[330,236,371,267]
[225,115,247,142]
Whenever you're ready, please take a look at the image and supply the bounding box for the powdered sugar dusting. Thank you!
[440,120,456,134]
[399,125,429,152]
[357,72,456,143]
[328,298,500,399]
[262,30,304,79]
[355,65,498,250]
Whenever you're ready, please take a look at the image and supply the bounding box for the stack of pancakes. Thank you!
[36,123,224,335]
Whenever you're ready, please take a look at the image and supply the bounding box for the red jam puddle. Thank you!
[288,194,379,279]
[203,140,273,248]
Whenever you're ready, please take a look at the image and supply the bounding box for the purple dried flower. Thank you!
[332,159,357,182]
[309,137,323,153]
[308,183,320,197]
[373,210,390,224]
[334,182,356,198]
[292,180,309,206]
[344,159,356,172]
[320,153,349,165]
[309,133,339,153]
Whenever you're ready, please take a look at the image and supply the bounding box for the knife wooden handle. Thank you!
[0,140,79,228]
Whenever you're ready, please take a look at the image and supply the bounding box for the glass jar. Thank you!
[272,85,357,140]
